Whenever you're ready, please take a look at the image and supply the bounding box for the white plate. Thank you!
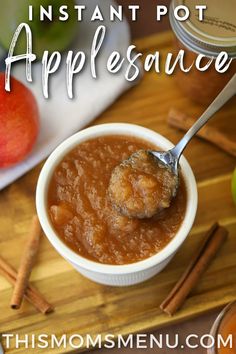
[0,0,133,190]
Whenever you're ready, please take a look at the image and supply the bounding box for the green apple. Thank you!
[232,168,236,206]
[0,0,78,58]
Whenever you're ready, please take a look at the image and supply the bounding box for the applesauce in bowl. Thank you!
[36,123,198,286]
[47,135,187,265]
[170,0,236,105]
[208,302,236,354]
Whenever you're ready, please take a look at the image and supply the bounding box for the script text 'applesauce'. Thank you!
[4,4,234,99]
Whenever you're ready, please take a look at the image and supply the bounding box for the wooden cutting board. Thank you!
[0,31,236,354]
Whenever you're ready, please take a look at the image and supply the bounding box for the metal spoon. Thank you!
[152,73,236,178]
[109,73,236,219]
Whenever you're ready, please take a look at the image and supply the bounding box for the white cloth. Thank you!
[0,0,137,190]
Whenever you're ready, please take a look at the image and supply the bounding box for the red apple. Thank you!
[0,74,40,168]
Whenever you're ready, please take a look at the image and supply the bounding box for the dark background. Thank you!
[117,0,171,38]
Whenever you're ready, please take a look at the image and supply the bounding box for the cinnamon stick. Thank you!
[0,256,53,314]
[11,215,42,310]
[160,223,228,316]
[168,109,236,158]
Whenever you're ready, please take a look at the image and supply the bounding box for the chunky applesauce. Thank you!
[48,136,187,265]
[108,150,178,219]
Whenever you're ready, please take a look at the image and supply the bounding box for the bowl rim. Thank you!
[36,123,198,275]
[208,301,236,354]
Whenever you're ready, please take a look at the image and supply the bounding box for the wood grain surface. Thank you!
[0,31,236,354]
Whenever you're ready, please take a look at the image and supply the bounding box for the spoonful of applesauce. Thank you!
[108,73,236,219]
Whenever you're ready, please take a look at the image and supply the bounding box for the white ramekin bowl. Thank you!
[36,123,198,286]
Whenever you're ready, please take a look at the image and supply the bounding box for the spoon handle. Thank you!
[171,73,236,160]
